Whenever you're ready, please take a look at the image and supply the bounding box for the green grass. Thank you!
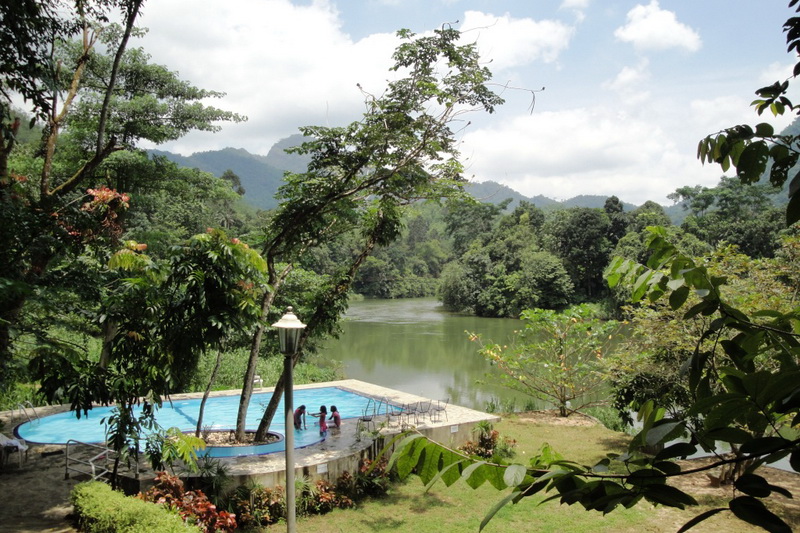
[275,414,795,533]
[287,416,650,533]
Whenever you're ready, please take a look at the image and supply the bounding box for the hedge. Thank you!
[71,481,201,533]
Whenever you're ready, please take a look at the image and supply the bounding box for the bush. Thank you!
[139,472,236,533]
[71,481,199,533]
[226,459,382,526]
[459,422,517,462]
[227,482,285,529]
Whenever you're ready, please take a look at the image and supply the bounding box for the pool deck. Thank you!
[1,379,500,491]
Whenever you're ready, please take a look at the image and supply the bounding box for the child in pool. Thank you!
[293,405,307,430]
[310,405,328,437]
[328,405,341,429]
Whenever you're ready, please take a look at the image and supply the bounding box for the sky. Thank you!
[133,0,798,205]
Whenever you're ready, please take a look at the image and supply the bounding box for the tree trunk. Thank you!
[254,230,381,441]
[234,267,290,441]
[196,348,223,437]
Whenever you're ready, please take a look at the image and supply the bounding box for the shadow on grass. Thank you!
[597,434,630,451]
[353,493,452,531]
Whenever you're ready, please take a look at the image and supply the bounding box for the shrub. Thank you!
[139,471,236,533]
[71,481,199,533]
[459,422,517,462]
[227,482,285,529]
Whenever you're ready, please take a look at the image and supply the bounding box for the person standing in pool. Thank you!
[294,405,307,430]
[328,405,341,429]
[311,405,328,438]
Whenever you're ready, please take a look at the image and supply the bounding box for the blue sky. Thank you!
[137,0,798,204]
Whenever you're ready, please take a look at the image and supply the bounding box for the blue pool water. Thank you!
[15,386,374,457]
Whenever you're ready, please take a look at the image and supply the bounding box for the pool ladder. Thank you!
[15,401,39,424]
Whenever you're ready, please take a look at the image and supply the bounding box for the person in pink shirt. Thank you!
[311,405,328,438]
[328,405,341,429]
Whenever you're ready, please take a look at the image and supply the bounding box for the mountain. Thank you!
[149,147,286,210]
[151,136,650,214]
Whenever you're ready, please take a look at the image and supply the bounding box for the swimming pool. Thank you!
[14,386,374,457]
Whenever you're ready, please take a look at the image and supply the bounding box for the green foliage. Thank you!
[440,199,574,317]
[226,459,387,527]
[473,304,619,416]
[0,5,245,399]
[71,480,201,533]
[670,176,786,258]
[145,427,207,474]
[542,208,612,299]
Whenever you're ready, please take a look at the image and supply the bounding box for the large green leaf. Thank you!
[729,496,792,533]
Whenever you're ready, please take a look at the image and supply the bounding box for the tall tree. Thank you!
[0,9,243,381]
[235,26,505,440]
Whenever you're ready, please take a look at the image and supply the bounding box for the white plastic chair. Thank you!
[0,434,28,467]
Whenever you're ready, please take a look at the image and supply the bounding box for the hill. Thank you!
[150,136,649,214]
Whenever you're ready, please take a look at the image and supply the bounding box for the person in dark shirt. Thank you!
[293,405,307,430]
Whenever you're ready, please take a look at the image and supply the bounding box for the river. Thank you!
[319,297,528,411]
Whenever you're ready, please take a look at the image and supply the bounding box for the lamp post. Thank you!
[272,307,306,533]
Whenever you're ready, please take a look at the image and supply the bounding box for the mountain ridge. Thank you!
[149,134,657,213]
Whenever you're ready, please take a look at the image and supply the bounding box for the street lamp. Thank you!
[273,307,306,533]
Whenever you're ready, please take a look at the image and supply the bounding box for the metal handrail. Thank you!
[15,401,39,424]
[65,440,116,481]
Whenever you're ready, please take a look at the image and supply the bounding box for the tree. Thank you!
[31,230,265,479]
[473,304,617,416]
[221,169,245,196]
[543,207,611,299]
[604,195,629,247]
[0,9,244,382]
[671,177,785,258]
[234,26,505,441]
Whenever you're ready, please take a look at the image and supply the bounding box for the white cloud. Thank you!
[614,1,701,52]
[459,107,722,204]
[559,0,589,22]
[138,0,400,155]
[460,11,574,70]
[759,61,795,85]
[603,58,650,104]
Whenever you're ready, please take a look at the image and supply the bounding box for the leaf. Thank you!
[790,449,800,473]
[642,484,698,509]
[669,286,690,310]
[787,188,800,226]
[702,427,753,445]
[462,461,489,489]
[677,508,727,532]
[729,496,792,533]
[424,459,465,491]
[479,491,521,532]
[645,421,684,446]
[503,464,527,488]
[655,442,697,461]
[734,473,772,498]
[741,437,790,456]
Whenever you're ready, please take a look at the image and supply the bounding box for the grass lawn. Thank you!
[282,413,797,533]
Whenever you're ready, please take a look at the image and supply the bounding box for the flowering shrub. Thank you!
[227,459,382,525]
[228,483,284,529]
[459,423,517,461]
[139,471,236,533]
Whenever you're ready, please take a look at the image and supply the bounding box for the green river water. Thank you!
[319,297,529,411]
